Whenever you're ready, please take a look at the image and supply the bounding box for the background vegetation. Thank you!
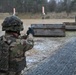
[0,0,76,19]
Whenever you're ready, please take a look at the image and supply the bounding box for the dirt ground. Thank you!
[0,19,76,74]
[0,19,75,34]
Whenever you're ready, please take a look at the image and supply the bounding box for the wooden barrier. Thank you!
[63,22,76,31]
[31,24,65,37]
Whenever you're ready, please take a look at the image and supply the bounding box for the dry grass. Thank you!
[18,12,76,19]
[46,12,75,19]
[0,12,76,19]
[18,13,42,19]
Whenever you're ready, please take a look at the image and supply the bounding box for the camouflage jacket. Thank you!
[1,34,34,58]
[0,33,34,72]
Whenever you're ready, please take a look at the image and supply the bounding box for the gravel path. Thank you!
[24,37,76,75]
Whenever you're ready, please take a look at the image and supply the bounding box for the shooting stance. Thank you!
[0,16,34,75]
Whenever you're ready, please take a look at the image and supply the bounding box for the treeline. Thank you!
[0,0,76,14]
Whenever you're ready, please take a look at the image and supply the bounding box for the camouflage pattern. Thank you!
[2,16,24,31]
[0,34,34,75]
[0,37,9,72]
[0,15,34,75]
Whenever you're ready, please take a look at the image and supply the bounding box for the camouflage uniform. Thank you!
[0,16,34,75]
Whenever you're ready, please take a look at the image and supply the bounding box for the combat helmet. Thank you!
[2,15,24,31]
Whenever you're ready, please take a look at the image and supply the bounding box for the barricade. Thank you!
[63,22,76,31]
[31,24,65,37]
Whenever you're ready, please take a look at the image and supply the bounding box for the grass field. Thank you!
[0,12,76,19]
[18,12,76,19]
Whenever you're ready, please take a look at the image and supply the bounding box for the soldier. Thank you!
[0,16,34,75]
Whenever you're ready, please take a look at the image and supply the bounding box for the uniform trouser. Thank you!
[0,57,26,75]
